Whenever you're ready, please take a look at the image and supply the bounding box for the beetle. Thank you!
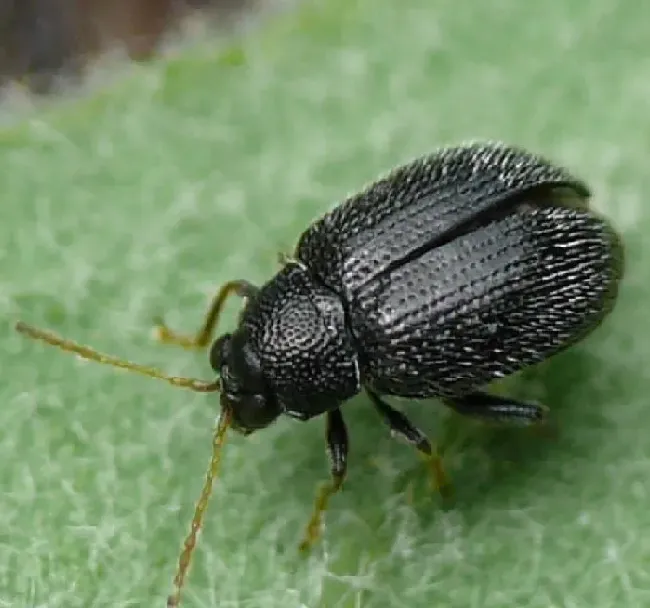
[15,141,624,607]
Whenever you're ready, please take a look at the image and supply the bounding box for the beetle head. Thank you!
[209,330,281,435]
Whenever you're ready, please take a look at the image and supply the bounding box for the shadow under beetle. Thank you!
[15,141,625,606]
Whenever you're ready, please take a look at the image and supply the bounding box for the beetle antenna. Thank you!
[167,406,232,608]
[14,321,221,393]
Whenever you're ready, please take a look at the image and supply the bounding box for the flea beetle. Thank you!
[15,141,624,607]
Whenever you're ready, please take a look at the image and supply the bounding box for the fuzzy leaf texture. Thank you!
[1,0,648,606]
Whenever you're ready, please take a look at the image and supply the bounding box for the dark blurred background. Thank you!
[0,0,261,94]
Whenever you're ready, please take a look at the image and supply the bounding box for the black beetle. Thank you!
[15,141,624,607]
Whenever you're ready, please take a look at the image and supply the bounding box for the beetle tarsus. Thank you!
[445,391,549,426]
[298,473,345,553]
[416,440,450,493]
[368,390,449,493]
[299,408,348,553]
[277,251,297,266]
[153,280,258,350]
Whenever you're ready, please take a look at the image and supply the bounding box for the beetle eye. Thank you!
[233,345,265,394]
[209,334,231,372]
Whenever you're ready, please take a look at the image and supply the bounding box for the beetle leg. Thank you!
[444,391,549,425]
[367,391,449,492]
[153,280,258,350]
[299,408,348,553]
[277,251,293,266]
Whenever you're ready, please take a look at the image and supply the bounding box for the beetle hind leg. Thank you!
[299,408,348,553]
[444,391,549,426]
[153,280,258,350]
[367,390,450,494]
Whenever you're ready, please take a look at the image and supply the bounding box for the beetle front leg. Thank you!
[367,391,449,493]
[299,408,348,553]
[153,280,258,350]
[444,391,549,425]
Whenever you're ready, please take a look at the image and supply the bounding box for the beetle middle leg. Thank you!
[367,390,449,493]
[299,408,348,553]
[444,391,549,425]
[153,280,258,350]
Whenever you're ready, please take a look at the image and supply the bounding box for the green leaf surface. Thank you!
[2,0,649,606]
